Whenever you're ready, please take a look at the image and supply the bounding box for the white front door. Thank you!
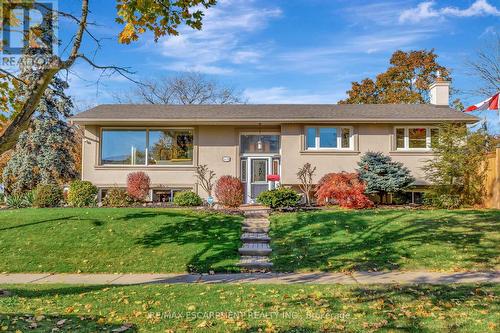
[242,156,274,203]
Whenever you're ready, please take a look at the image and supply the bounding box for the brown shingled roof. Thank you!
[71,104,478,124]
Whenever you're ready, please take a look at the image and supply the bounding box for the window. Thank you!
[240,135,280,154]
[319,128,337,148]
[409,128,427,148]
[149,129,193,165]
[100,128,194,165]
[396,128,405,149]
[101,129,147,165]
[241,159,247,182]
[305,127,353,150]
[152,189,187,203]
[341,128,351,148]
[306,128,316,149]
[395,127,438,150]
[272,158,280,175]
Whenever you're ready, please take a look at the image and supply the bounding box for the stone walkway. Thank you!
[0,271,498,285]
[237,207,273,271]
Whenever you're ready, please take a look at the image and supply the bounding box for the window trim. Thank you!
[99,127,195,167]
[304,126,354,151]
[394,126,438,151]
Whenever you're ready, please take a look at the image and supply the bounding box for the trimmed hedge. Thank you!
[174,191,202,207]
[257,187,300,209]
[68,180,97,207]
[33,183,63,208]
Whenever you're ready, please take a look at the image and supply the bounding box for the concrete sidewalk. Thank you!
[0,271,498,285]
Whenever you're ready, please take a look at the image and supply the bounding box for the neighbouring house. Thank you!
[71,79,477,204]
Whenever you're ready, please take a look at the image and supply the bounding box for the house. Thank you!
[71,79,477,204]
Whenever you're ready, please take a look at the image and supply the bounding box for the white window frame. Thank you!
[99,127,195,167]
[305,126,354,150]
[394,126,438,151]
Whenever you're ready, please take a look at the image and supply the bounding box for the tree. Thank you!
[195,164,216,198]
[357,152,415,203]
[339,50,449,104]
[423,124,492,208]
[466,34,500,97]
[296,163,316,206]
[315,172,373,209]
[115,72,244,104]
[0,0,218,154]
[2,52,77,194]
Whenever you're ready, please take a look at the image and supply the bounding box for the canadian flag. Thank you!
[464,92,499,112]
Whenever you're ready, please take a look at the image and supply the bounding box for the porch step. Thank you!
[244,210,270,218]
[243,219,270,228]
[242,226,270,233]
[239,243,272,256]
[237,256,273,270]
[241,232,271,243]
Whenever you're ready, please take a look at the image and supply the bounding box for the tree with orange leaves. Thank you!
[339,50,450,104]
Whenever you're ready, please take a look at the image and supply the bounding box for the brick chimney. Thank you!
[429,72,450,106]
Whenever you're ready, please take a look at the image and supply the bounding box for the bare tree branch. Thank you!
[115,72,244,105]
[76,54,141,85]
[62,0,89,69]
[465,34,500,97]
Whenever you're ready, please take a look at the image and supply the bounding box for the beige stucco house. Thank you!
[71,80,477,204]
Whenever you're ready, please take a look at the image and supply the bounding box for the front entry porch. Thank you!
[241,156,280,204]
[239,132,280,204]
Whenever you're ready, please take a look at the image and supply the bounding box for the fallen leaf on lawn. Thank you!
[56,319,67,326]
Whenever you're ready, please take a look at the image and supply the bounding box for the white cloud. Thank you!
[157,0,281,74]
[479,25,497,38]
[243,87,346,104]
[231,50,262,64]
[399,0,500,23]
[269,29,431,74]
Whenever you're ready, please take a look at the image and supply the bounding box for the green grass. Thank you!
[270,209,500,272]
[0,283,498,332]
[0,208,242,273]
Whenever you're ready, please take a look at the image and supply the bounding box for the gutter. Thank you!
[70,117,479,125]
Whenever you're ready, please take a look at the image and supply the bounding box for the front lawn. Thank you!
[0,208,242,273]
[0,283,497,332]
[270,209,500,272]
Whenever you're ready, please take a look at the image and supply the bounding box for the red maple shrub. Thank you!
[315,172,373,209]
[215,176,244,208]
[127,171,150,201]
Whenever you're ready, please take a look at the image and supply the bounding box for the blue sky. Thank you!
[58,0,499,130]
